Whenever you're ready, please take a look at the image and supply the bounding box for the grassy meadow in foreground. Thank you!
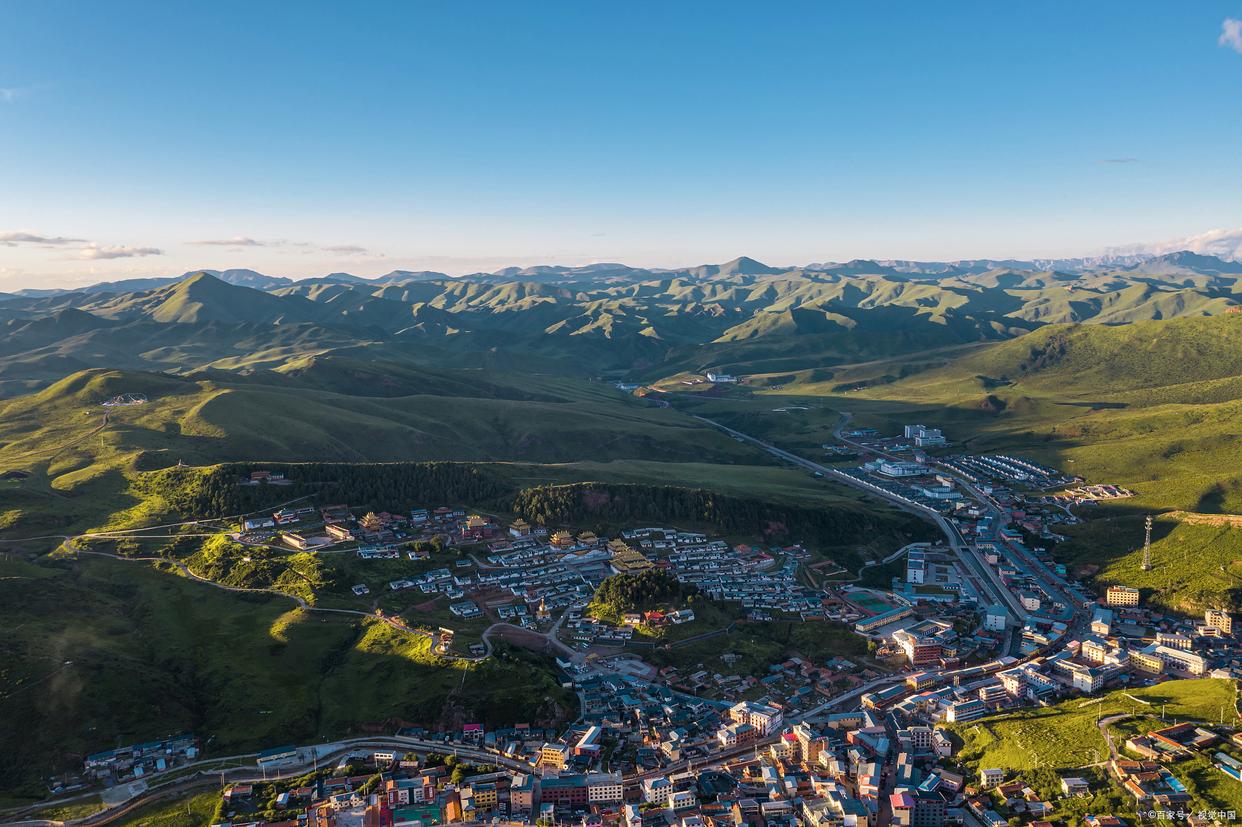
[1055,514,1242,612]
[947,679,1241,820]
[0,554,573,803]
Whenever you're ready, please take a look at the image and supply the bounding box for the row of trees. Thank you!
[136,461,512,519]
[512,481,919,560]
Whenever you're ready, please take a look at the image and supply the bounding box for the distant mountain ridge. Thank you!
[6,249,1241,300]
[0,249,1239,398]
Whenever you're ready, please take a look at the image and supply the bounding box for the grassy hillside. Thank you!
[946,679,1240,821]
[110,790,219,827]
[750,316,1242,513]
[2,264,1239,395]
[1055,513,1242,612]
[0,554,573,803]
[0,367,772,538]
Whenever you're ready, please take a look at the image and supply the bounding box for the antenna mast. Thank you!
[1141,515,1153,571]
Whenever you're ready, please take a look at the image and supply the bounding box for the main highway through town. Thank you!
[693,413,1029,639]
[816,414,1081,626]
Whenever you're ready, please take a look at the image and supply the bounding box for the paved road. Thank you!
[947,472,1079,622]
[2,736,535,827]
[834,416,1081,625]
[826,415,1029,627]
[695,413,1028,630]
[1098,712,1134,761]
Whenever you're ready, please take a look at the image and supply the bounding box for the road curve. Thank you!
[693,413,1027,627]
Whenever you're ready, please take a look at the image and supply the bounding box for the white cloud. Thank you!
[0,230,86,246]
[188,236,269,247]
[187,236,375,256]
[1221,18,1242,54]
[77,244,163,260]
[1106,226,1242,261]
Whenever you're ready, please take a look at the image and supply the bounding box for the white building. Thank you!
[730,700,783,735]
[904,424,947,447]
[1105,585,1140,607]
[877,460,925,478]
[642,777,672,805]
[1151,644,1208,676]
[1090,607,1113,636]
[587,773,623,804]
[980,768,1005,789]
[983,604,1008,632]
[668,789,698,811]
[1206,608,1233,635]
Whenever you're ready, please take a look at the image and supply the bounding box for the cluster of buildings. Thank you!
[838,425,947,456]
[903,424,947,448]
[570,673,737,771]
[1056,590,1242,684]
[278,506,506,553]
[128,450,1240,827]
[855,605,1242,729]
[82,734,198,786]
[940,454,1075,491]
[192,636,1242,827]
[666,538,824,618]
[653,654,872,710]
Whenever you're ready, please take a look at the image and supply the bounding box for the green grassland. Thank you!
[748,316,1242,514]
[1055,514,1242,612]
[317,622,575,734]
[112,790,220,827]
[531,458,872,507]
[666,394,852,459]
[665,316,1242,611]
[0,554,573,804]
[27,794,105,821]
[946,679,1240,820]
[0,364,932,546]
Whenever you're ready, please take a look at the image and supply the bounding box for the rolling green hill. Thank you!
[750,315,1242,512]
[2,256,1241,397]
[0,366,780,539]
[0,555,575,802]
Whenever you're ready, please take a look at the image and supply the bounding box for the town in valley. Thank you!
[20,417,1242,827]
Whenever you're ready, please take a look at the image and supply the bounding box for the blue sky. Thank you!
[2,1,1242,288]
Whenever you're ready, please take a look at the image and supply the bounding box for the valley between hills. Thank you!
[3,253,1242,816]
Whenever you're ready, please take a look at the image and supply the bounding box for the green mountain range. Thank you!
[2,253,1241,395]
